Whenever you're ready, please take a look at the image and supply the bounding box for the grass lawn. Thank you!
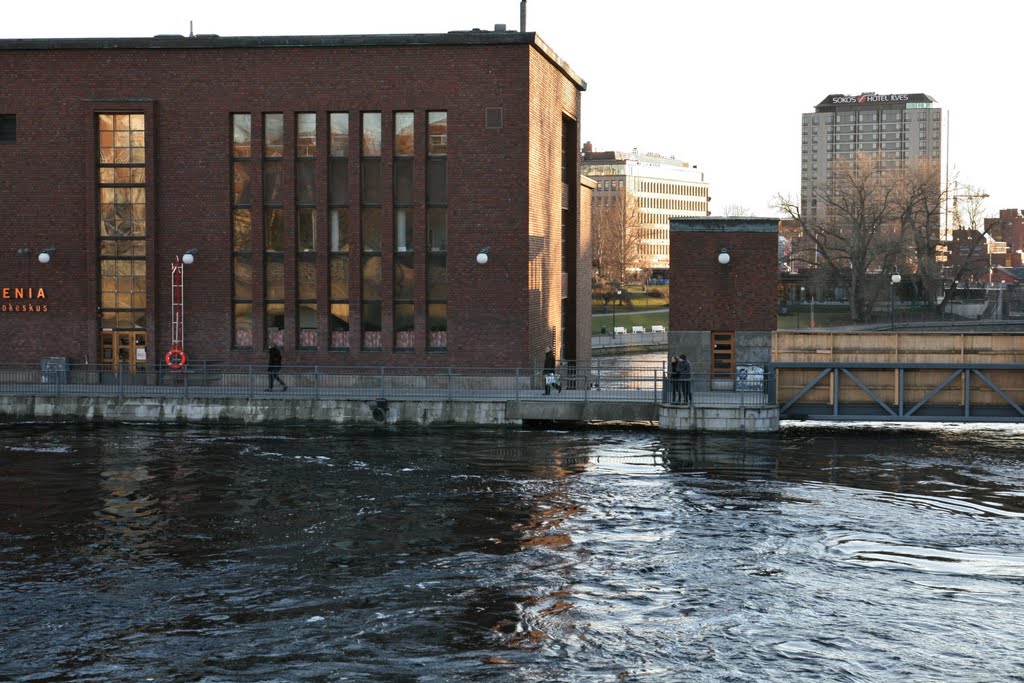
[588,286,877,335]
[592,309,668,335]
[592,285,669,335]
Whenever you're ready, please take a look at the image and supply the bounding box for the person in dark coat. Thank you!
[266,345,287,391]
[679,354,692,404]
[543,346,561,395]
[670,355,682,404]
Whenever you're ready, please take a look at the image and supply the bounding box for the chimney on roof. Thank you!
[583,141,593,153]
[521,0,527,32]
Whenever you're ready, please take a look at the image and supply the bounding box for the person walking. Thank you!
[669,355,682,404]
[679,353,692,404]
[266,345,287,392]
[543,346,562,395]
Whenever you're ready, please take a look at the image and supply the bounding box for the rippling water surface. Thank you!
[3,421,1024,682]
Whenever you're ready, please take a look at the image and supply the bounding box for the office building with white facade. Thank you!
[582,143,710,273]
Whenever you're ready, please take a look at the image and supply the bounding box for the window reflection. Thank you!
[394,112,414,156]
[330,208,349,252]
[330,113,349,156]
[428,111,447,156]
[297,208,316,252]
[265,208,284,251]
[233,114,252,158]
[97,112,146,332]
[362,255,381,300]
[296,113,316,157]
[394,208,413,252]
[362,112,381,156]
[264,113,284,157]
[330,256,349,299]
[361,208,381,252]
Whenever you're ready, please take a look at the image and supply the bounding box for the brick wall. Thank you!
[669,219,779,332]
[0,36,586,369]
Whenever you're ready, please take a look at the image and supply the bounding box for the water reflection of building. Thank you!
[582,143,710,275]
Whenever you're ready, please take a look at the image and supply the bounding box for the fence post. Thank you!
[314,365,319,400]
[380,366,385,396]
[447,367,453,401]
[515,367,519,401]
[118,366,124,399]
[248,365,254,400]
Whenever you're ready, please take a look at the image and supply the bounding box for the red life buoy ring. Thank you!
[165,349,187,370]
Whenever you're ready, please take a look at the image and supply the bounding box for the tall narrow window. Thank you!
[329,112,350,349]
[231,113,253,348]
[97,113,147,339]
[296,112,317,349]
[263,113,285,348]
[426,111,448,350]
[394,112,415,350]
[361,112,383,350]
[0,114,15,143]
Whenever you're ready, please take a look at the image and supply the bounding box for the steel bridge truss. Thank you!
[772,362,1024,423]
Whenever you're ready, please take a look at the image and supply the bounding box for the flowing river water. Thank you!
[3,419,1024,682]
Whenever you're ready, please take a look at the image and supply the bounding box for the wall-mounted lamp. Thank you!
[476,247,490,265]
[717,247,731,265]
[38,248,57,264]
[182,248,198,265]
[890,270,902,330]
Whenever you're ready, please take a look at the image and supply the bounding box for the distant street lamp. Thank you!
[890,270,902,330]
[611,289,622,336]
[798,286,805,329]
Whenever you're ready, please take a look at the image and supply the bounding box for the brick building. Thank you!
[669,217,779,378]
[0,30,590,373]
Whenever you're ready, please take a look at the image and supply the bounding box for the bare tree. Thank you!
[896,160,945,308]
[938,184,994,310]
[773,154,920,322]
[592,189,643,285]
[721,204,755,217]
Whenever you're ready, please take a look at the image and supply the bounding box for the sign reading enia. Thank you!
[1,287,48,313]
[832,94,911,105]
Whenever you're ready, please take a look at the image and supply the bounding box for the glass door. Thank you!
[100,331,147,374]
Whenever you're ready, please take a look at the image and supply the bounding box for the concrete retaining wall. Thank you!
[0,396,779,432]
[659,403,779,433]
[0,396,517,426]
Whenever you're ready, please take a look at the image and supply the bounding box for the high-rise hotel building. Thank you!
[801,93,942,218]
[582,143,710,273]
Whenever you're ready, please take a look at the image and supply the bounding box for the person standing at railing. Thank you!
[543,346,562,395]
[679,354,692,405]
[266,345,287,392]
[669,356,682,404]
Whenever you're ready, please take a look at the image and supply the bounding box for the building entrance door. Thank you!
[711,331,735,380]
[100,331,148,374]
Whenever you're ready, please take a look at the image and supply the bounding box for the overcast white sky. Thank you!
[5,0,1021,217]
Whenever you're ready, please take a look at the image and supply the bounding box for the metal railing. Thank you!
[591,330,668,349]
[0,363,776,407]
